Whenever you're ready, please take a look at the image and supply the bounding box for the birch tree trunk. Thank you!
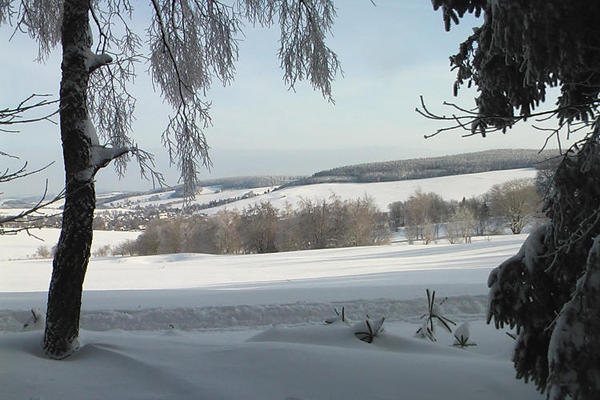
[43,0,95,359]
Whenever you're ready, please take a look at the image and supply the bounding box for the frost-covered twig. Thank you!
[324,306,347,324]
[0,94,58,132]
[416,288,456,341]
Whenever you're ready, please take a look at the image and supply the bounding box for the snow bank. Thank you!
[0,321,541,400]
[0,232,541,399]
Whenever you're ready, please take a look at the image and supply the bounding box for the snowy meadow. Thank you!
[1,231,542,399]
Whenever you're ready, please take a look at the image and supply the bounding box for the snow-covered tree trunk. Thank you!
[43,0,99,359]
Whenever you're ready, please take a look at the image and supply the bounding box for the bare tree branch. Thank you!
[0,178,64,232]
[0,93,58,132]
[417,95,600,139]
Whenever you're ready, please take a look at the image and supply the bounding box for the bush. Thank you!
[125,196,390,255]
[487,178,541,234]
[93,244,111,257]
[34,245,51,259]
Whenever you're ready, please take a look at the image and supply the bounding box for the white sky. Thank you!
[0,1,563,197]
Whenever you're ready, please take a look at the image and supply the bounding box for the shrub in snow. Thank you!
[416,289,455,341]
[324,307,348,325]
[453,322,476,348]
[353,316,385,344]
[34,245,51,259]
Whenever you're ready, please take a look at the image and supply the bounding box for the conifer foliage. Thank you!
[432,2,600,399]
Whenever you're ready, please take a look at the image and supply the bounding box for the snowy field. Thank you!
[0,231,543,399]
[0,228,140,261]
[203,168,538,214]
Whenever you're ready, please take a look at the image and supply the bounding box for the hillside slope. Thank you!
[119,167,537,213]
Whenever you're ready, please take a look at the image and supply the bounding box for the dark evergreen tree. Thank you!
[431,1,600,399]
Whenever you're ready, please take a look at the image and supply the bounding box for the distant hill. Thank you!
[96,175,302,205]
[169,175,303,198]
[281,149,558,187]
[92,149,557,207]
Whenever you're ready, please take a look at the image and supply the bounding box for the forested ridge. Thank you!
[282,149,558,187]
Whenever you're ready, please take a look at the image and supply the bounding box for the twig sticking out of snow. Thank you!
[416,288,456,341]
[325,307,347,324]
[353,317,385,344]
[453,322,477,348]
[23,308,45,331]
[324,306,385,344]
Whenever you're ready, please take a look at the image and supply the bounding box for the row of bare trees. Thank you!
[389,178,542,244]
[114,196,390,256]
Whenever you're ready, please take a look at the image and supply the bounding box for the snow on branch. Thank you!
[85,50,112,73]
[89,144,130,171]
[275,0,341,101]
[0,1,12,24]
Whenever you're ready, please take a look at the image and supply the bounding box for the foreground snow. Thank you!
[2,321,539,400]
[1,234,542,399]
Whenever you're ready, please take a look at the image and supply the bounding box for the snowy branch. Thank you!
[85,50,113,73]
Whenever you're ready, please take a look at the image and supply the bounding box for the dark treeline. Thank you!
[113,196,390,256]
[282,149,558,187]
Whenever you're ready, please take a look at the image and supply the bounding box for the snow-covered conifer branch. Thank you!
[546,236,600,400]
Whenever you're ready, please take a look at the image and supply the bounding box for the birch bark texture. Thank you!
[44,0,101,359]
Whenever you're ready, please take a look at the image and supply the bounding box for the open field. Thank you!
[0,231,541,400]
